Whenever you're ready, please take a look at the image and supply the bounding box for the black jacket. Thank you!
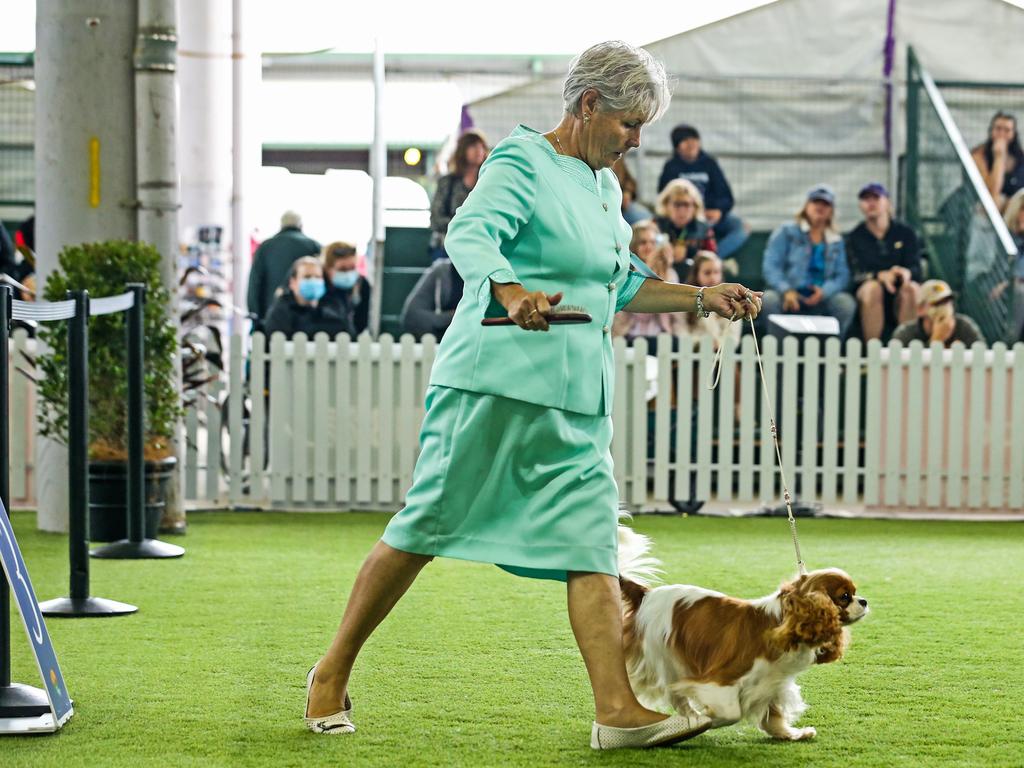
[845,219,924,287]
[263,291,354,339]
[400,260,464,339]
[657,150,735,216]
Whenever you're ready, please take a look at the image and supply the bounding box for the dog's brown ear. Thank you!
[771,591,842,651]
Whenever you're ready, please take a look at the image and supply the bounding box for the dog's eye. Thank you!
[840,592,851,603]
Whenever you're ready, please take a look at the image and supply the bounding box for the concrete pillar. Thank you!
[34,1,138,532]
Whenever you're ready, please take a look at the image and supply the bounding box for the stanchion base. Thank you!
[38,596,138,618]
[90,538,185,559]
[0,683,51,718]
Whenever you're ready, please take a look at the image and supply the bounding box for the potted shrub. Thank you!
[36,240,180,541]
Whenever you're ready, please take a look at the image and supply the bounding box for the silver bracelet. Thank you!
[695,286,710,318]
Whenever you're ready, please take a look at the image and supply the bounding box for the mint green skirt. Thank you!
[381,386,619,581]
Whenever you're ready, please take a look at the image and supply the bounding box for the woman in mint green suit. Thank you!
[305,41,762,748]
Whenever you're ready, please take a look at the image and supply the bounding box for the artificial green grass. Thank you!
[3,511,1022,767]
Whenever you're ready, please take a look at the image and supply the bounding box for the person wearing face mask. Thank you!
[321,241,372,337]
[246,210,322,321]
[263,256,353,339]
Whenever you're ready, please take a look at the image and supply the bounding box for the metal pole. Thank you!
[90,285,184,560]
[135,0,185,536]
[905,47,919,227]
[126,285,145,544]
[67,291,90,602]
[0,284,50,716]
[369,38,386,338]
[40,290,137,616]
[1,285,11,687]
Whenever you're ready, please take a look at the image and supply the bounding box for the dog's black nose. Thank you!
[858,598,867,607]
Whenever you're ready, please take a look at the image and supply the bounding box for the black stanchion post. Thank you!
[92,284,182,559]
[39,290,136,617]
[0,284,50,716]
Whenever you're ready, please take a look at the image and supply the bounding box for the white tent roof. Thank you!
[643,0,1024,82]
[465,0,1024,229]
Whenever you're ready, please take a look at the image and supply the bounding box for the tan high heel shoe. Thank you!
[303,665,355,734]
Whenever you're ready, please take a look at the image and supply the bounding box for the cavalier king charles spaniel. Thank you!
[618,525,868,741]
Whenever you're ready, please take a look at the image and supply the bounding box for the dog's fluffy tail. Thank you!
[617,520,662,613]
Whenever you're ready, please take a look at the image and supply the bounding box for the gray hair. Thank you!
[562,41,671,123]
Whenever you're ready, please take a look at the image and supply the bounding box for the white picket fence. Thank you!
[9,329,1024,513]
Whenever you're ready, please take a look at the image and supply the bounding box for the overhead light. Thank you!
[403,147,422,166]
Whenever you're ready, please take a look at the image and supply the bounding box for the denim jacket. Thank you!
[762,219,850,299]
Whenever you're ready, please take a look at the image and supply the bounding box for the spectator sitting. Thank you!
[990,188,1024,340]
[971,111,1024,212]
[761,184,856,339]
[657,123,748,258]
[892,279,983,347]
[247,210,321,321]
[321,241,372,337]
[429,131,489,261]
[612,159,653,225]
[680,251,741,351]
[845,182,922,341]
[654,179,716,275]
[612,220,684,352]
[400,259,464,340]
[264,257,353,339]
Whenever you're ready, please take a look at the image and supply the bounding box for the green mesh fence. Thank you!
[906,48,1019,344]
[0,55,34,221]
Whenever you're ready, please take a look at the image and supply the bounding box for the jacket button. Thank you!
[602,203,609,211]
[607,282,615,291]
[602,325,610,334]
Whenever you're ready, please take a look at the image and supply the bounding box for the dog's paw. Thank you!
[791,726,816,741]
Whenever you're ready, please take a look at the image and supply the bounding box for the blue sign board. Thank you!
[0,500,73,732]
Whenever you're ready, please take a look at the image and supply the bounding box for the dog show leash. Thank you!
[707,301,808,577]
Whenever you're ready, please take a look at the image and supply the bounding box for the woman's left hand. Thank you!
[703,283,762,321]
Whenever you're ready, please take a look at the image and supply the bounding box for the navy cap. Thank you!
[858,182,888,199]
[806,184,835,205]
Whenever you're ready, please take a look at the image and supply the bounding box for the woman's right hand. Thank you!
[491,281,563,331]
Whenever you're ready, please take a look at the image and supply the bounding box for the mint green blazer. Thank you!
[429,125,649,416]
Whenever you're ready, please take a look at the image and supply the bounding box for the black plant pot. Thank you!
[88,457,177,542]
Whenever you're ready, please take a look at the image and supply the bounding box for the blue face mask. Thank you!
[332,270,359,290]
[298,277,326,302]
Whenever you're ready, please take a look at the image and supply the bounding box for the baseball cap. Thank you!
[858,182,889,199]
[806,184,835,205]
[919,279,954,307]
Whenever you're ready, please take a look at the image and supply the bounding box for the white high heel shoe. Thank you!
[303,665,355,734]
[590,712,711,749]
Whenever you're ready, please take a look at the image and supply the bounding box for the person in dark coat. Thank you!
[400,258,464,339]
[322,241,372,337]
[247,211,322,321]
[657,124,748,258]
[263,256,352,339]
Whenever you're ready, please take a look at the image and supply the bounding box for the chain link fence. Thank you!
[906,48,1020,344]
[0,55,34,225]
